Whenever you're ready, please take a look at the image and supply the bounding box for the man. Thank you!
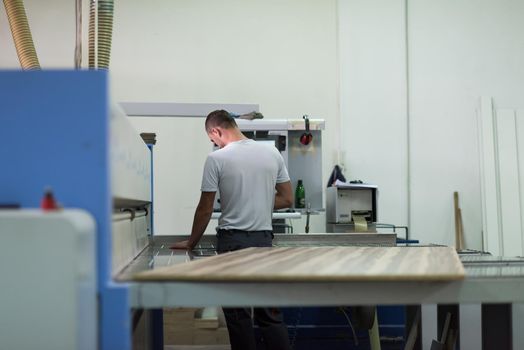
[172,109,293,350]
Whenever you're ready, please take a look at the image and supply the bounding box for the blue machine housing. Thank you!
[0,70,141,350]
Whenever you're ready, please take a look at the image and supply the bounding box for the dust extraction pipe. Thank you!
[88,0,96,68]
[97,0,114,69]
[3,0,40,70]
[74,0,82,68]
[89,0,114,69]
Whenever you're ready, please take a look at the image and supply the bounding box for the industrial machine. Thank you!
[0,70,152,350]
[326,183,378,233]
[0,210,97,350]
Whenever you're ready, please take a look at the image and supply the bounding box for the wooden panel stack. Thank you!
[163,308,198,345]
[163,307,230,346]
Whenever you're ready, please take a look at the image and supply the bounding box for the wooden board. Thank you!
[133,246,465,282]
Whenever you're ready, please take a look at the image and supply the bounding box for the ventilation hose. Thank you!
[3,0,40,70]
[97,0,113,69]
[74,0,82,69]
[88,0,96,69]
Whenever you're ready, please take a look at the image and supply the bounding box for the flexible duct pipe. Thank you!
[97,0,113,69]
[3,0,40,70]
[74,0,82,68]
[88,0,96,69]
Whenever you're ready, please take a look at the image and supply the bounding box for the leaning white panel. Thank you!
[497,109,522,257]
[517,110,524,256]
[478,97,501,255]
[0,209,96,350]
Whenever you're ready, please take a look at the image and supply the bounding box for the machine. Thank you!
[326,183,378,233]
[0,70,152,350]
[0,210,97,350]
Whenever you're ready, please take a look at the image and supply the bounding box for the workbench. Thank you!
[118,234,524,349]
[117,235,523,307]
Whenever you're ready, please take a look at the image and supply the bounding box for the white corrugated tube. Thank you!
[89,0,114,69]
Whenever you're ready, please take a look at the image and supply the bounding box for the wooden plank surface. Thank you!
[133,246,465,282]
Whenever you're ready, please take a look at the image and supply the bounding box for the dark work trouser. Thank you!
[216,229,291,350]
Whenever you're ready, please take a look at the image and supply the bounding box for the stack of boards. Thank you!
[163,307,229,346]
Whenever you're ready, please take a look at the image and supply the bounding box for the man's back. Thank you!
[201,139,289,231]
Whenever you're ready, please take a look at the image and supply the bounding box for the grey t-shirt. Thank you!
[201,139,290,231]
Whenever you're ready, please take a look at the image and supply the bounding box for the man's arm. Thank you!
[171,191,216,250]
[274,181,293,209]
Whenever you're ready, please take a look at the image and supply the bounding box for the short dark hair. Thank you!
[205,110,238,132]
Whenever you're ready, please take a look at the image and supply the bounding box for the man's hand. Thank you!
[170,240,192,250]
[170,191,215,251]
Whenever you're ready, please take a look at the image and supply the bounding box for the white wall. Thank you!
[338,0,524,248]
[408,0,524,248]
[338,0,409,231]
[3,1,524,248]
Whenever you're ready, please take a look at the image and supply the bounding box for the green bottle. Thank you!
[295,179,305,209]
